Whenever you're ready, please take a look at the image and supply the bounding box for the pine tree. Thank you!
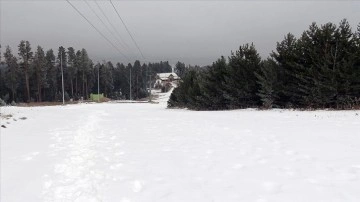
[56,46,67,101]
[255,59,280,108]
[168,69,202,109]
[305,22,338,108]
[126,63,133,100]
[140,63,147,98]
[18,40,33,102]
[33,46,47,102]
[4,46,19,102]
[332,19,357,108]
[175,61,186,78]
[353,23,360,104]
[113,62,129,99]
[132,60,141,99]
[198,56,228,110]
[99,61,114,97]
[79,49,91,98]
[74,50,82,98]
[297,20,358,108]
[45,49,57,101]
[0,53,6,100]
[271,33,305,107]
[223,43,262,108]
[67,47,76,97]
[86,60,95,99]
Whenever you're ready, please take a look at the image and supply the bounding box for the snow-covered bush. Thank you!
[0,98,6,106]
[2,94,9,103]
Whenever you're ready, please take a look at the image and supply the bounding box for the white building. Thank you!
[155,72,180,88]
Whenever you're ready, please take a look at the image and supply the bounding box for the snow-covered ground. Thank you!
[1,93,360,202]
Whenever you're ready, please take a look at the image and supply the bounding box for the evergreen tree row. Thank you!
[169,20,360,110]
[0,41,173,103]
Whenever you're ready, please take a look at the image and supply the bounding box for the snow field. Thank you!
[1,101,360,202]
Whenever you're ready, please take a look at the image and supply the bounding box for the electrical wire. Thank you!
[66,0,130,61]
[94,0,131,50]
[109,0,145,59]
[83,0,129,52]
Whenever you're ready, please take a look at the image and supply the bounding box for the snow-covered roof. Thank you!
[156,72,180,80]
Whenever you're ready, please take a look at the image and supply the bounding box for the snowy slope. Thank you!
[1,101,360,202]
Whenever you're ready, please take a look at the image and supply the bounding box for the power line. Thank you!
[83,0,129,52]
[65,0,130,61]
[109,0,145,59]
[94,0,132,50]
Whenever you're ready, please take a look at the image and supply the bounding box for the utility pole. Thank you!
[145,63,148,98]
[61,53,65,105]
[97,65,100,102]
[149,72,152,102]
[129,66,132,100]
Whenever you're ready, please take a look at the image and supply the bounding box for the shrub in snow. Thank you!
[2,94,10,103]
[64,92,70,102]
[0,98,6,106]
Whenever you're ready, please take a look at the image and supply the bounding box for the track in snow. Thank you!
[1,100,360,202]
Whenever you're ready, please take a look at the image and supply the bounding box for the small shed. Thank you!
[90,93,104,101]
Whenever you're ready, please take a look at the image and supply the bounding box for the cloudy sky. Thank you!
[1,1,359,66]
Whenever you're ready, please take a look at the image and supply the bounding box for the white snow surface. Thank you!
[1,94,360,202]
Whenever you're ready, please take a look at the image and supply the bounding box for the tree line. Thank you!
[168,20,360,110]
[0,41,173,104]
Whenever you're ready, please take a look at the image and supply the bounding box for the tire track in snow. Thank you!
[42,111,107,202]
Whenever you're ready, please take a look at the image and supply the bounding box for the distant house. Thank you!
[155,72,180,86]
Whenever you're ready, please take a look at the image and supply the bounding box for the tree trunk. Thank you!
[85,79,88,99]
[75,75,78,98]
[43,88,46,102]
[82,71,85,98]
[11,84,15,103]
[37,72,42,102]
[104,84,107,97]
[25,74,30,102]
[136,74,139,99]
[71,78,74,98]
[25,63,30,102]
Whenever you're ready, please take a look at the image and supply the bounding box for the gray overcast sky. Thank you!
[1,1,359,66]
